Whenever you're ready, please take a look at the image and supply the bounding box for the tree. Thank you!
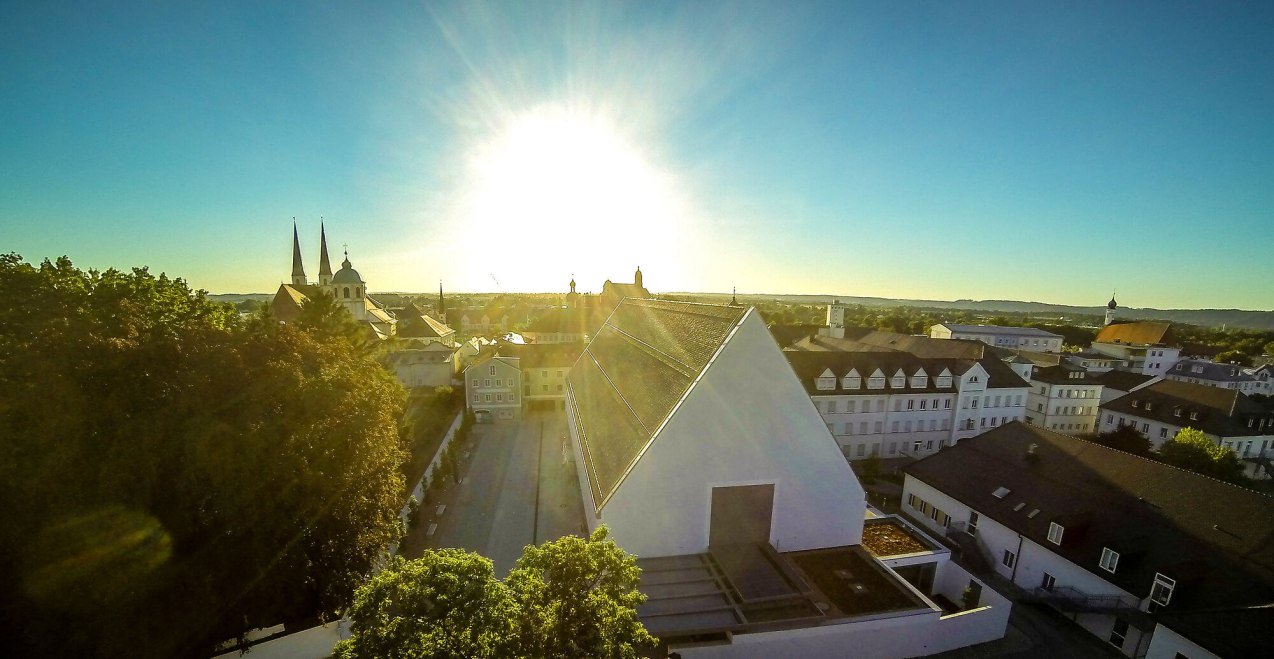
[333,552,516,659]
[506,527,656,658]
[335,527,656,659]
[1264,340,1274,356]
[1159,428,1246,483]
[1212,350,1253,367]
[0,254,408,657]
[1093,425,1152,456]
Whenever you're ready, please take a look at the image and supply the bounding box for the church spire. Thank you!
[731,286,738,306]
[318,219,333,284]
[290,220,307,286]
[438,281,445,319]
[634,265,643,289]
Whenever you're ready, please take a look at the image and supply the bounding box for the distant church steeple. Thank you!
[438,281,446,322]
[290,220,307,286]
[569,276,576,294]
[317,220,333,286]
[1105,293,1118,326]
[730,287,739,306]
[634,266,643,288]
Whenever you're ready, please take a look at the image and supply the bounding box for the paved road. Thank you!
[401,410,586,575]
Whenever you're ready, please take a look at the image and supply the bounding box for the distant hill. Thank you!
[667,293,1274,331]
[211,292,1274,330]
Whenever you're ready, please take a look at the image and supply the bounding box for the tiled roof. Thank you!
[1102,380,1273,437]
[768,324,823,348]
[527,307,591,334]
[498,343,583,369]
[568,299,746,507]
[789,333,1029,390]
[1168,359,1257,383]
[1095,321,1177,347]
[903,423,1274,617]
[784,351,964,396]
[1030,363,1101,385]
[1092,370,1157,393]
[934,323,1063,339]
[397,306,453,338]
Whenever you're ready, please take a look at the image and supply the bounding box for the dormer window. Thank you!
[1173,406,1182,417]
[843,369,861,390]
[1149,574,1175,610]
[936,369,953,388]
[1144,403,1153,412]
[1048,522,1064,545]
[911,370,928,388]
[891,370,906,388]
[1131,400,1140,408]
[1189,411,1199,420]
[1100,547,1119,573]
[816,376,835,391]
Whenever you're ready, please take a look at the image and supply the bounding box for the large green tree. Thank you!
[1159,428,1246,483]
[0,254,408,657]
[1093,425,1152,455]
[335,527,656,659]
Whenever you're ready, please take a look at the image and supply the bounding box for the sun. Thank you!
[455,105,693,291]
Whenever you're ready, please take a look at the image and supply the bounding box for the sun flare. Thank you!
[456,105,693,291]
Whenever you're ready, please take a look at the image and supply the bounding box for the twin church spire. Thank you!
[290,220,338,287]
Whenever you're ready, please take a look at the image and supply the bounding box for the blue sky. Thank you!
[2,1,1271,309]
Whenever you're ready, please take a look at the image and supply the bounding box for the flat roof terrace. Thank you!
[786,546,930,618]
[860,517,944,559]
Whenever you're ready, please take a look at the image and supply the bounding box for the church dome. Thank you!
[1107,297,1118,310]
[332,257,363,284]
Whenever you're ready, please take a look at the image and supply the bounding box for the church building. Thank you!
[270,223,398,339]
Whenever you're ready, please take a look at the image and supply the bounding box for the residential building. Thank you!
[1090,322,1181,376]
[1098,379,1274,458]
[1249,363,1274,396]
[522,305,591,344]
[1093,370,1159,405]
[930,323,1063,353]
[458,311,509,337]
[464,354,521,421]
[901,422,1274,659]
[384,340,457,388]
[565,299,1010,658]
[393,304,455,346]
[503,343,581,412]
[1165,358,1260,394]
[786,331,1031,456]
[271,223,397,338]
[1024,363,1103,434]
[1067,349,1123,373]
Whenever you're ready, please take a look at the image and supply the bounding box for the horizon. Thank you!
[4,1,1273,309]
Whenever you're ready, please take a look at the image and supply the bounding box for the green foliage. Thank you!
[1212,350,1253,367]
[1265,340,1274,356]
[0,254,408,657]
[336,527,655,659]
[1159,428,1246,483]
[860,453,882,484]
[1093,425,1152,456]
[334,552,517,659]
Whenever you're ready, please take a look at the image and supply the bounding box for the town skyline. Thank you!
[4,1,1273,309]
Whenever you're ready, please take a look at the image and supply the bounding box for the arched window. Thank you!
[355,286,361,297]
[343,287,350,298]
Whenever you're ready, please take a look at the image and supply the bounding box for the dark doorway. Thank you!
[709,484,774,548]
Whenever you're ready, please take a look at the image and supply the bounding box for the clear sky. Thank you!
[3,1,1272,309]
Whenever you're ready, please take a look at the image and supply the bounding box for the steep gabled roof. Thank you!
[568,299,747,508]
[1095,321,1177,347]
[903,423,1274,616]
[783,351,964,395]
[397,306,453,338]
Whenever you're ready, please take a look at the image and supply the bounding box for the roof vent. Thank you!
[992,486,1011,499]
[1027,509,1040,518]
[1013,502,1026,512]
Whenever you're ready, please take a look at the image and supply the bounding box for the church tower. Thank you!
[438,281,446,324]
[290,222,307,286]
[1105,295,1118,326]
[332,248,367,320]
[317,222,334,287]
[634,265,643,288]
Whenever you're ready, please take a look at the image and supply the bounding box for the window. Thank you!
[1109,618,1128,649]
[891,421,899,433]
[968,511,979,535]
[1001,549,1016,568]
[542,384,548,392]
[874,421,883,433]
[1100,547,1119,573]
[484,394,491,402]
[1159,427,1168,439]
[907,399,914,410]
[471,394,478,403]
[1048,522,1064,545]
[1041,572,1056,591]
[1149,573,1176,610]
[856,444,865,457]
[828,400,838,414]
[495,394,503,402]
[495,378,502,387]
[471,379,478,388]
[944,399,951,409]
[488,365,496,375]
[860,422,868,434]
[846,400,856,413]
[904,420,912,432]
[920,399,927,410]
[484,378,491,387]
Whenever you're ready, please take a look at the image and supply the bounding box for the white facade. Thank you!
[570,312,866,558]
[1025,372,1103,434]
[1165,359,1260,394]
[1143,623,1221,659]
[930,324,1063,353]
[902,476,1156,657]
[1097,407,1274,457]
[1090,343,1181,376]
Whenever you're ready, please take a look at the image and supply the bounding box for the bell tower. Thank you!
[290,221,307,286]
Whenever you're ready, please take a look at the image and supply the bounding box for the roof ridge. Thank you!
[602,320,698,378]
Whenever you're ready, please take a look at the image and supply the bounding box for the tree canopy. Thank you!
[0,254,409,656]
[335,527,656,659]
[1092,425,1152,456]
[1159,428,1246,483]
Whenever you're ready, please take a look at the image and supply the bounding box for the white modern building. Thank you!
[1165,359,1260,394]
[1090,322,1181,376]
[1098,379,1274,458]
[902,422,1274,659]
[565,299,1011,658]
[930,323,1063,353]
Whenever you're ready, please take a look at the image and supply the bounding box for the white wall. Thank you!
[1144,623,1220,659]
[598,311,866,558]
